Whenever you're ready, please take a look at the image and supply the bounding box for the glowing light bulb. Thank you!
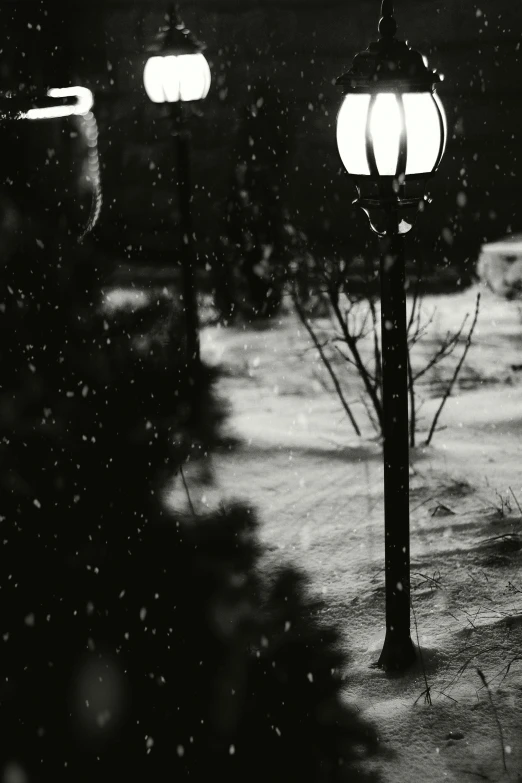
[336,94,371,175]
[369,94,402,176]
[143,53,211,104]
[178,54,211,101]
[403,93,446,174]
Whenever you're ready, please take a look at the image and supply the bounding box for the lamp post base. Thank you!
[376,630,416,672]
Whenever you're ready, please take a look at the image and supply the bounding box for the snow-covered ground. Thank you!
[171,284,522,782]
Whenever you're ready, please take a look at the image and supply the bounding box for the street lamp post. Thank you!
[335,0,447,671]
[143,5,211,379]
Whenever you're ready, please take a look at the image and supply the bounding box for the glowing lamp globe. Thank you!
[144,53,210,104]
[143,8,211,104]
[336,0,447,235]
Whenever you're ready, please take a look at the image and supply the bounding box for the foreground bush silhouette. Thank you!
[0,497,380,783]
[0,240,379,781]
[0,118,379,783]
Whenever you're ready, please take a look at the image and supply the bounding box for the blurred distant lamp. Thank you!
[335,1,447,672]
[143,4,211,373]
[144,51,210,104]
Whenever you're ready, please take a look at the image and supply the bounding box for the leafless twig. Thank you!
[293,289,361,436]
[330,294,384,429]
[412,571,443,590]
[412,322,467,383]
[407,351,416,447]
[509,486,522,516]
[411,596,432,706]
[425,293,480,446]
[180,464,196,516]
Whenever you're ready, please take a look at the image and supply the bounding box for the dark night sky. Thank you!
[0,0,520,270]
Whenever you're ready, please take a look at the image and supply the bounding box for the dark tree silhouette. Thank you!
[0,65,380,783]
[0,218,380,781]
[215,76,293,322]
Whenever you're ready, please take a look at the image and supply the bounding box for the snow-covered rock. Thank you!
[476,234,522,299]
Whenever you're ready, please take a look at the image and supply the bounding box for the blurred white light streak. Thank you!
[78,109,103,242]
[25,86,94,120]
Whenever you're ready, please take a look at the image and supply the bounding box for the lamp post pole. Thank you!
[175,109,200,377]
[378,223,414,669]
[335,0,447,670]
[143,4,211,382]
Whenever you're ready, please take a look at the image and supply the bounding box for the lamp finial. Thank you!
[379,0,397,39]
[167,3,182,27]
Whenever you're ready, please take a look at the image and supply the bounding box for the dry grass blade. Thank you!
[411,596,432,706]
[180,464,196,516]
[476,668,507,772]
[508,486,522,516]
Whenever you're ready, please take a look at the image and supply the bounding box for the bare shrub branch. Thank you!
[329,294,384,429]
[292,288,361,437]
[413,319,468,383]
[288,246,480,448]
[425,293,481,446]
[476,668,508,772]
